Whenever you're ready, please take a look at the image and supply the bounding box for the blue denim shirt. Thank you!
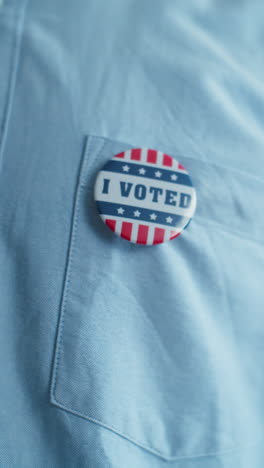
[0,1,263,467]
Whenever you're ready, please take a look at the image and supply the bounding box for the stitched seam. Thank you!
[0,0,28,173]
[51,136,106,399]
[86,134,264,246]
[51,397,261,462]
[50,134,261,460]
[86,134,264,184]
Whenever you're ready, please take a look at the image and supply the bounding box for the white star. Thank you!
[154,170,162,178]
[133,210,141,217]
[117,207,125,215]
[166,216,173,223]
[150,213,157,220]
[170,174,178,181]
[122,165,130,172]
[138,167,146,175]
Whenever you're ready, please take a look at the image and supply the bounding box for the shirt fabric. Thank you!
[0,1,264,467]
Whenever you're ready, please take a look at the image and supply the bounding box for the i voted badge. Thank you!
[94,148,197,245]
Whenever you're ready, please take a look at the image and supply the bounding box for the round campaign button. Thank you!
[94,148,197,245]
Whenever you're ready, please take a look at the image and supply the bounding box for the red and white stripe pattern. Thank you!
[114,148,188,172]
[104,217,181,245]
[95,148,196,246]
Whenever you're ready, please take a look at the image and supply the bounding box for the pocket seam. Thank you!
[86,133,264,184]
[77,134,264,247]
[51,389,262,462]
[50,134,260,462]
[51,135,107,403]
[50,135,191,461]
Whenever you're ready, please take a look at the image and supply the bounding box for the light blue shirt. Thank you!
[0,1,263,467]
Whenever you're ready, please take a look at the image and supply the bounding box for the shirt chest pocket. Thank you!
[50,134,260,461]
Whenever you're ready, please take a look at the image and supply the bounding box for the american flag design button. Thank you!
[94,148,197,245]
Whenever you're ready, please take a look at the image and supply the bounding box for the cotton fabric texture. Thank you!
[0,1,263,467]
